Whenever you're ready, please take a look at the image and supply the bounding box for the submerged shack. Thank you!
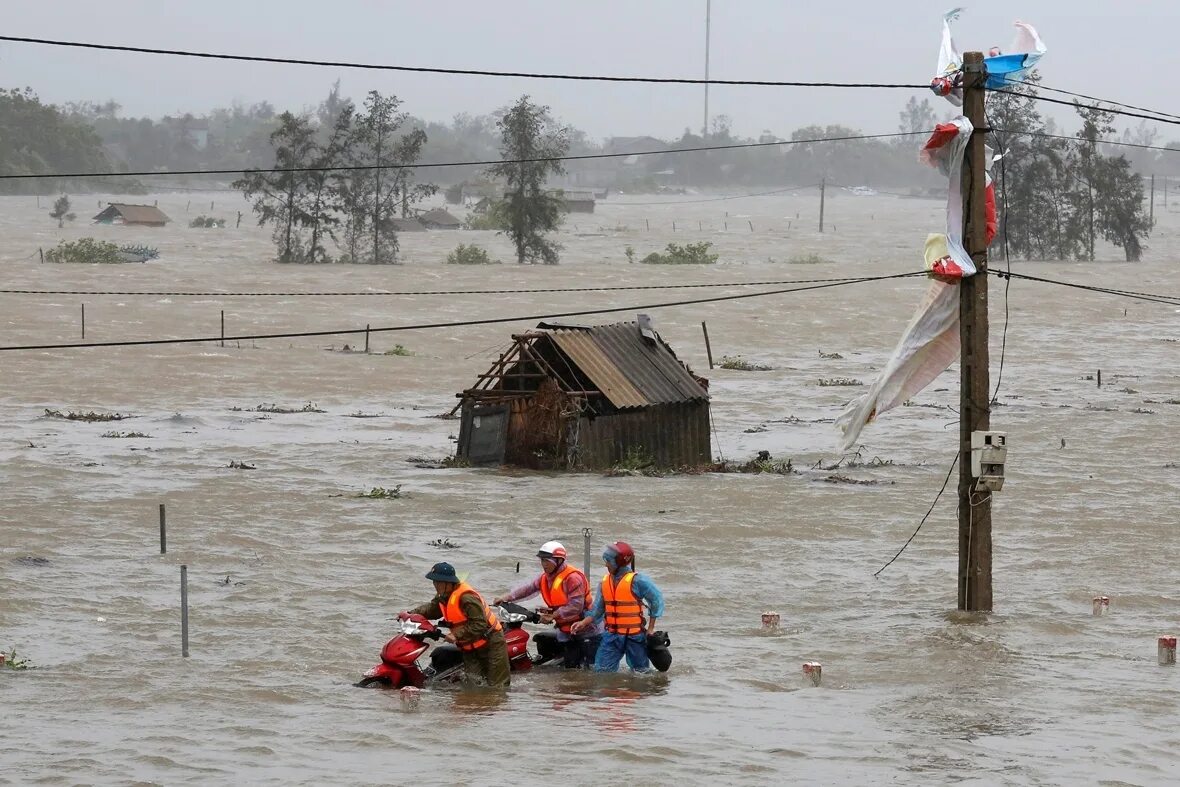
[455,317,710,470]
[92,203,171,227]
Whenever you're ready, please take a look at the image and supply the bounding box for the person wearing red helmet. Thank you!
[571,541,665,672]
[493,540,602,668]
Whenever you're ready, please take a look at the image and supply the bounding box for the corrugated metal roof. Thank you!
[547,321,708,410]
[99,203,172,224]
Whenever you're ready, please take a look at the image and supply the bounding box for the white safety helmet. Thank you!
[536,540,567,560]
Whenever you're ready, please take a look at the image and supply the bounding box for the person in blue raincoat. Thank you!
[571,541,664,672]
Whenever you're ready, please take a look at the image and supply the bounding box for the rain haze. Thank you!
[2,0,1179,137]
[2,2,1180,786]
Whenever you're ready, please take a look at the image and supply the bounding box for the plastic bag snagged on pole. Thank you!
[931,9,1046,105]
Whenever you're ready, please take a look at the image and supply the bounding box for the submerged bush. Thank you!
[640,241,718,265]
[446,243,498,265]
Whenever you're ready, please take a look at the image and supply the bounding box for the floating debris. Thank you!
[428,538,461,550]
[101,431,152,438]
[232,402,325,414]
[820,475,894,486]
[357,485,403,499]
[818,378,864,387]
[228,460,257,470]
[720,355,774,372]
[14,556,50,567]
[44,409,134,422]
[818,349,845,360]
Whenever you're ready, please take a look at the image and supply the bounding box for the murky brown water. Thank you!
[2,189,1178,785]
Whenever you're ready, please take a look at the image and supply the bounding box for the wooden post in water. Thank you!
[958,52,993,613]
[81,304,86,340]
[819,178,826,233]
[1150,175,1155,225]
[159,503,167,553]
[210,201,215,211]
[180,565,190,657]
[186,201,191,212]
[748,220,754,232]
[701,321,714,369]
[236,211,243,229]
[220,311,225,348]
[39,247,44,264]
[1097,369,1102,388]
[582,527,593,578]
[364,324,371,354]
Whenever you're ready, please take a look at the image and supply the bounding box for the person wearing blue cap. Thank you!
[571,541,665,672]
[403,562,511,687]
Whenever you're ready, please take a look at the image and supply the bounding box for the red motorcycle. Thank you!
[356,603,547,688]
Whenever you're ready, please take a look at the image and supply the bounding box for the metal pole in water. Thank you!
[180,565,190,657]
[582,527,593,577]
[159,503,167,554]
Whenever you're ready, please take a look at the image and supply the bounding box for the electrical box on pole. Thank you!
[971,431,1007,493]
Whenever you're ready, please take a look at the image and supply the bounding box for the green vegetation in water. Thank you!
[44,238,159,263]
[716,454,796,475]
[357,485,403,499]
[189,215,226,228]
[445,243,498,265]
[640,241,718,265]
[817,377,864,387]
[719,355,773,372]
[818,349,845,359]
[610,446,656,473]
[45,408,133,422]
[787,253,833,265]
[101,431,152,438]
[1,648,33,670]
[384,345,413,357]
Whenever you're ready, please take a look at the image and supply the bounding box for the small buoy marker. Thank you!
[1159,636,1177,666]
[802,661,822,687]
[1092,596,1110,616]
[761,611,780,629]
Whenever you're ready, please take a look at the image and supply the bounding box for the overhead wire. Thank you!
[996,76,1180,123]
[0,271,927,352]
[0,274,916,297]
[991,87,1180,128]
[0,131,930,182]
[0,34,929,89]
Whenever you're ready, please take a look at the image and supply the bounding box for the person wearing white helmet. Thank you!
[493,540,602,668]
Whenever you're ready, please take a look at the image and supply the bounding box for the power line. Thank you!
[998,77,1180,123]
[0,271,924,352]
[0,131,928,182]
[0,34,929,90]
[0,275,891,298]
[996,128,1180,155]
[874,454,958,577]
[990,270,1180,307]
[992,88,1180,128]
[612,183,820,206]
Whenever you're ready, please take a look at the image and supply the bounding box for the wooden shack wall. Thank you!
[573,402,710,469]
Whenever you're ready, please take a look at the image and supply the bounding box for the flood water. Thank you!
[1,188,1178,785]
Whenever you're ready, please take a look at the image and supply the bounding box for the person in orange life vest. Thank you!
[404,562,510,687]
[570,541,665,673]
[493,540,603,668]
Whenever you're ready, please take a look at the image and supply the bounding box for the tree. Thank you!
[487,96,570,264]
[49,195,75,227]
[233,112,316,263]
[303,104,355,263]
[898,96,937,136]
[331,91,433,264]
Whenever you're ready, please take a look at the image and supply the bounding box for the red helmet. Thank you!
[611,541,634,566]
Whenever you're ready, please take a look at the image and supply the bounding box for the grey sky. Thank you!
[4,1,1179,141]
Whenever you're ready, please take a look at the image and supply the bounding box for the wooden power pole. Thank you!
[958,52,993,612]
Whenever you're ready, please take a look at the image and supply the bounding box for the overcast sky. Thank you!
[4,1,1179,141]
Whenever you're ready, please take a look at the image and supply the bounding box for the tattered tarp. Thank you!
[834,120,998,449]
[931,9,1046,105]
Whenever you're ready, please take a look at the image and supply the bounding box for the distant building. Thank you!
[418,208,462,230]
[550,189,596,213]
[455,317,711,470]
[92,203,171,227]
[185,122,209,151]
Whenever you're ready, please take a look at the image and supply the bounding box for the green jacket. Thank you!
[411,589,496,649]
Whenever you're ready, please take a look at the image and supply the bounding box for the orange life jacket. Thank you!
[441,582,502,651]
[601,571,644,635]
[539,564,593,633]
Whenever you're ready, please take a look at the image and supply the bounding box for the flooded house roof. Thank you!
[93,203,171,225]
[418,208,462,227]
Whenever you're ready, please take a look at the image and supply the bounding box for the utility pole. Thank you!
[819,178,826,233]
[958,52,992,612]
[703,0,712,138]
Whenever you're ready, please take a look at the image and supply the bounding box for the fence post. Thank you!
[701,321,714,369]
[81,304,86,340]
[180,565,190,657]
[159,503,167,554]
[365,324,371,354]
[582,527,593,577]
